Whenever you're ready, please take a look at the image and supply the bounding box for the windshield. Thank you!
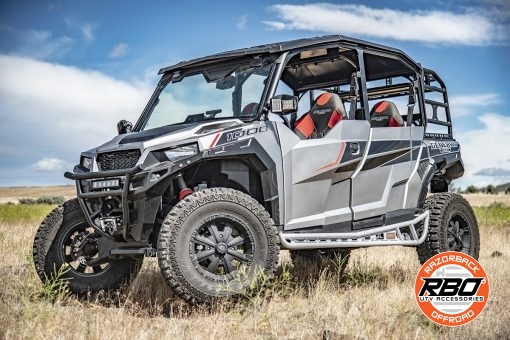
[139,62,273,131]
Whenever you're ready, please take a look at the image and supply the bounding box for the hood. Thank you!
[90,119,241,155]
[76,118,242,174]
[92,123,198,153]
[119,123,196,144]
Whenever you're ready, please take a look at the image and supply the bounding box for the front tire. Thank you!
[157,188,279,304]
[416,193,480,264]
[33,199,143,294]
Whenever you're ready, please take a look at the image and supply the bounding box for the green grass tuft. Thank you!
[39,264,72,304]
[474,203,510,229]
[0,204,56,224]
[18,196,65,205]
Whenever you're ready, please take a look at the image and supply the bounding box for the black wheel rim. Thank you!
[447,213,471,253]
[190,215,254,281]
[61,222,111,276]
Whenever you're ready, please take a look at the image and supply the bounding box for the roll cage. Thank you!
[274,42,453,140]
[135,35,454,140]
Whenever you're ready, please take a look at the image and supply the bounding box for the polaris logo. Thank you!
[312,108,332,115]
[429,141,459,154]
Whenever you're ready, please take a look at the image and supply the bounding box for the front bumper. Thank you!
[65,164,170,242]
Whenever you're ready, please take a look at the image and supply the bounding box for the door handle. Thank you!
[350,142,360,155]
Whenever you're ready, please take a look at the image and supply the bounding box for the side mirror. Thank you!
[117,120,132,135]
[270,95,298,115]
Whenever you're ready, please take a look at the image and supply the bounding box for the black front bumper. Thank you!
[65,164,169,242]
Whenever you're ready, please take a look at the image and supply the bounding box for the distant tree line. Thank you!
[461,184,510,195]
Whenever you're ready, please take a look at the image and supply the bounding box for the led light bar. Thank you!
[91,178,120,190]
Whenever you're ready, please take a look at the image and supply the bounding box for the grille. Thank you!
[417,160,429,179]
[97,149,141,171]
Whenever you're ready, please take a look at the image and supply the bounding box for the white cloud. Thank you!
[264,4,508,45]
[450,93,500,107]
[31,158,67,172]
[6,27,74,59]
[81,22,97,42]
[264,21,286,30]
[474,168,510,177]
[449,93,500,117]
[237,15,247,29]
[455,113,510,188]
[109,43,129,58]
[0,55,151,184]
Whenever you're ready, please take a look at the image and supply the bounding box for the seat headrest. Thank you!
[308,93,347,133]
[294,92,347,139]
[370,101,404,127]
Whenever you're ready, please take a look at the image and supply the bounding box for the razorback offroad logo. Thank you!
[415,251,489,327]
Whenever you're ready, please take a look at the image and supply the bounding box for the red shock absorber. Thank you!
[178,188,193,200]
[175,173,193,200]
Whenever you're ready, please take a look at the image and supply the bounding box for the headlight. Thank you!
[163,144,198,162]
[80,156,93,170]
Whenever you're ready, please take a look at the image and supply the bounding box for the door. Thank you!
[350,125,414,221]
[279,120,370,230]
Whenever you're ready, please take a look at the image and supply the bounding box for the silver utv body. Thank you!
[276,121,431,248]
[67,36,463,254]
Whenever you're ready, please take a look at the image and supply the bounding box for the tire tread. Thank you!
[157,187,279,304]
[33,198,143,293]
[417,193,479,264]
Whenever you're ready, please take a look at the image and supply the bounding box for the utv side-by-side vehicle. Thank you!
[33,35,479,303]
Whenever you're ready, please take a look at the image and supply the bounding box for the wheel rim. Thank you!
[447,213,471,253]
[190,215,255,281]
[61,222,111,276]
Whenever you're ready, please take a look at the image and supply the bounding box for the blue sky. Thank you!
[0,0,509,189]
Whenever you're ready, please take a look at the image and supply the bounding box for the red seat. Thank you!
[294,93,347,139]
[370,101,404,127]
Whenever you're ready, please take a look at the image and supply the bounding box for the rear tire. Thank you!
[157,188,279,304]
[33,199,143,294]
[416,193,479,264]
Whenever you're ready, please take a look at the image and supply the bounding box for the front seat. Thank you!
[294,92,347,139]
[369,101,404,127]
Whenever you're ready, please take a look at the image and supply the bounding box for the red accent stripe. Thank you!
[327,110,342,129]
[316,143,346,171]
[389,117,400,127]
[316,93,331,106]
[375,101,389,113]
[209,132,221,149]
[294,114,315,139]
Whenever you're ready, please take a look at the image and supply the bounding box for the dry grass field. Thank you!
[462,193,510,207]
[0,186,76,204]
[0,189,509,339]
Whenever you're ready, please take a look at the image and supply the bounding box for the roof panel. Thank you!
[158,35,420,75]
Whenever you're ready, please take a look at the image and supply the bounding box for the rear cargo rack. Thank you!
[423,69,453,139]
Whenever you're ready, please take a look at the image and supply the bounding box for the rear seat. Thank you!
[369,101,404,127]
